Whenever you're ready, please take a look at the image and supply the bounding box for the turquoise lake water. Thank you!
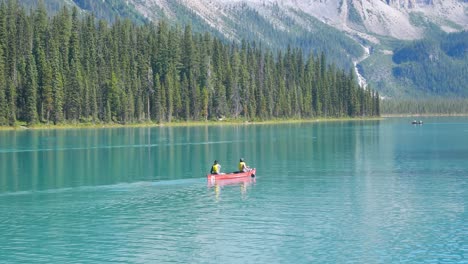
[0,117,467,263]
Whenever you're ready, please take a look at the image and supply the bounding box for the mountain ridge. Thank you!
[129,0,467,41]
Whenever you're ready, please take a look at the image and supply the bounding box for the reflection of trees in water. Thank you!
[254,121,381,174]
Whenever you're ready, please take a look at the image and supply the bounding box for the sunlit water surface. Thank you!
[0,117,467,263]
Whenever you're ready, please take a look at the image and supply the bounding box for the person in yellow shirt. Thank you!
[238,158,251,172]
[210,160,221,174]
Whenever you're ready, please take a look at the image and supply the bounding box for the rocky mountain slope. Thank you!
[130,0,466,41]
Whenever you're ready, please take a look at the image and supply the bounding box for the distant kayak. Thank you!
[207,168,256,181]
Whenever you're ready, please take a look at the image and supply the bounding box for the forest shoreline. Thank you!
[0,117,383,131]
[382,113,468,117]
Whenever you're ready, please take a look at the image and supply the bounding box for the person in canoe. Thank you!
[238,158,252,172]
[210,160,221,174]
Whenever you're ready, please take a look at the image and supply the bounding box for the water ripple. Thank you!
[0,140,243,154]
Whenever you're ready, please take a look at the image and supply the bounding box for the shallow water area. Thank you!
[0,117,467,263]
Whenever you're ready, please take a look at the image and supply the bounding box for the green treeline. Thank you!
[382,99,468,115]
[0,1,379,126]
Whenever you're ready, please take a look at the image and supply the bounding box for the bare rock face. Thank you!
[383,0,423,9]
[129,0,467,40]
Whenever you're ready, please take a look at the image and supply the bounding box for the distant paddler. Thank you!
[411,120,423,125]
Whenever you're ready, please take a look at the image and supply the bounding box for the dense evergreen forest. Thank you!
[391,31,468,97]
[0,1,379,126]
[382,99,468,115]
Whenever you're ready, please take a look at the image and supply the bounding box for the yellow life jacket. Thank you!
[238,162,246,171]
[211,164,220,174]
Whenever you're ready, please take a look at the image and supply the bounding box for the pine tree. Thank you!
[230,50,241,118]
[107,72,120,122]
[32,2,52,122]
[24,54,38,125]
[51,49,64,124]
[183,25,202,119]
[375,91,380,116]
[0,3,6,125]
[5,0,19,125]
[0,38,6,126]
[247,47,257,119]
[125,87,135,123]
[66,58,82,121]
[96,19,110,121]
[303,54,314,117]
[165,65,175,122]
[0,2,5,44]
[81,15,98,122]
[156,21,170,82]
[105,100,111,123]
[56,6,71,75]
[181,75,190,120]
[146,66,154,121]
[37,46,53,122]
[32,1,50,120]
[64,7,82,121]
[200,86,209,120]
[153,73,163,123]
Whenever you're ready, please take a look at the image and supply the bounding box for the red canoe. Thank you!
[207,168,256,181]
